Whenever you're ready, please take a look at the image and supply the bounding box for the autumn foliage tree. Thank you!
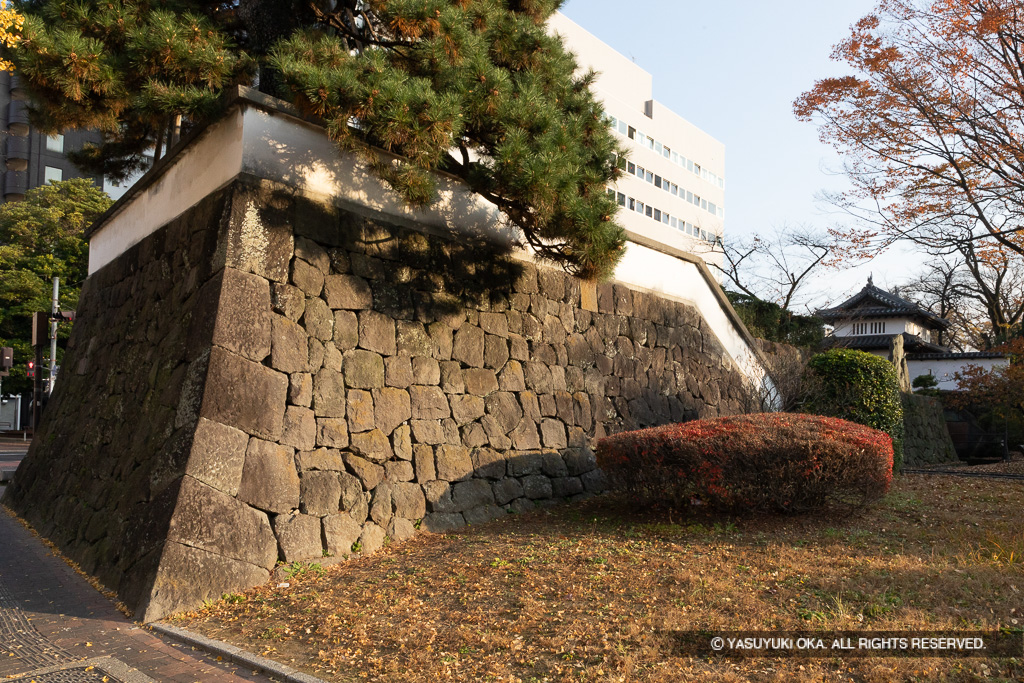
[0,1,22,72]
[951,336,1024,443]
[794,0,1024,261]
[3,0,626,279]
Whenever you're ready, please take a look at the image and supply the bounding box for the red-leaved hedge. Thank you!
[595,413,893,513]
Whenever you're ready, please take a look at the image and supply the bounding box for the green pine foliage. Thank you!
[803,349,906,472]
[10,1,254,181]
[0,179,113,394]
[6,1,627,279]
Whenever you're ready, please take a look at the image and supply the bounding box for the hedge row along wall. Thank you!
[2,179,755,621]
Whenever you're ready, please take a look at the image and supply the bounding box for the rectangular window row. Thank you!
[609,115,725,191]
[607,188,721,245]
[613,154,722,219]
[851,322,886,335]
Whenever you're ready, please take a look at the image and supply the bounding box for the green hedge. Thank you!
[804,349,905,471]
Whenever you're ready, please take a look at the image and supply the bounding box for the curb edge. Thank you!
[149,622,329,683]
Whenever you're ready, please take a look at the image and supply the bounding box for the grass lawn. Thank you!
[170,474,1024,682]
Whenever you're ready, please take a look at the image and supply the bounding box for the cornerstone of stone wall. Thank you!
[3,114,758,624]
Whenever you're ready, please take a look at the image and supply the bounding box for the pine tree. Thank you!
[9,1,254,181]
[5,1,626,279]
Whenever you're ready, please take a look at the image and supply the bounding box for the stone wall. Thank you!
[1,188,233,609]
[3,178,754,621]
[902,393,958,467]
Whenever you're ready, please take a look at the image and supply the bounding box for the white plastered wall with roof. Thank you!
[832,318,934,342]
[548,12,726,275]
[907,357,1007,391]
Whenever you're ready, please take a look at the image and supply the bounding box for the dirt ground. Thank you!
[171,474,1024,682]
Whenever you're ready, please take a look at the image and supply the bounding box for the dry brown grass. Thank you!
[171,475,1024,682]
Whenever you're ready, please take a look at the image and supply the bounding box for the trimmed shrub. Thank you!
[803,349,905,471]
[595,413,893,513]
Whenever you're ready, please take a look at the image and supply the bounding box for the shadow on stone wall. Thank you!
[5,177,754,622]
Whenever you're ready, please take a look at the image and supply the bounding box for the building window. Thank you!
[617,192,626,207]
[627,161,635,174]
[654,175,662,188]
[46,134,64,153]
[645,205,653,218]
[851,322,883,335]
[628,198,635,211]
[43,166,63,184]
[653,209,661,221]
[627,126,635,140]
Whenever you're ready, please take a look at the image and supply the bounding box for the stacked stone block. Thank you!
[902,393,958,466]
[4,179,754,621]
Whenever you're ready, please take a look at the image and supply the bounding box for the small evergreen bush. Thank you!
[803,349,905,471]
[595,413,893,513]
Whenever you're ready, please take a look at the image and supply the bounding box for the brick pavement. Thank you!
[0,485,284,683]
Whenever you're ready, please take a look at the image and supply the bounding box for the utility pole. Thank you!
[0,347,12,410]
[49,277,59,395]
[30,312,45,431]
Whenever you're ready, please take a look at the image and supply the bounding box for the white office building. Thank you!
[549,12,726,273]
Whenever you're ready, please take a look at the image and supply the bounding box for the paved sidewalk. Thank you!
[0,485,283,683]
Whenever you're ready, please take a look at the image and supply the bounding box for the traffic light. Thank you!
[27,360,35,378]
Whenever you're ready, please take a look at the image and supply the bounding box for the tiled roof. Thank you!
[906,351,1007,361]
[821,332,947,354]
[816,283,951,330]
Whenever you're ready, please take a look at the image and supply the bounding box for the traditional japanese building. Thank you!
[817,277,1006,390]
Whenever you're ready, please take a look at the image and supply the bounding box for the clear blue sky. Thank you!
[560,0,918,309]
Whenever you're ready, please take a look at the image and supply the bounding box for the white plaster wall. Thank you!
[614,240,766,389]
[833,319,907,337]
[239,108,511,244]
[909,358,1008,391]
[88,108,246,274]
